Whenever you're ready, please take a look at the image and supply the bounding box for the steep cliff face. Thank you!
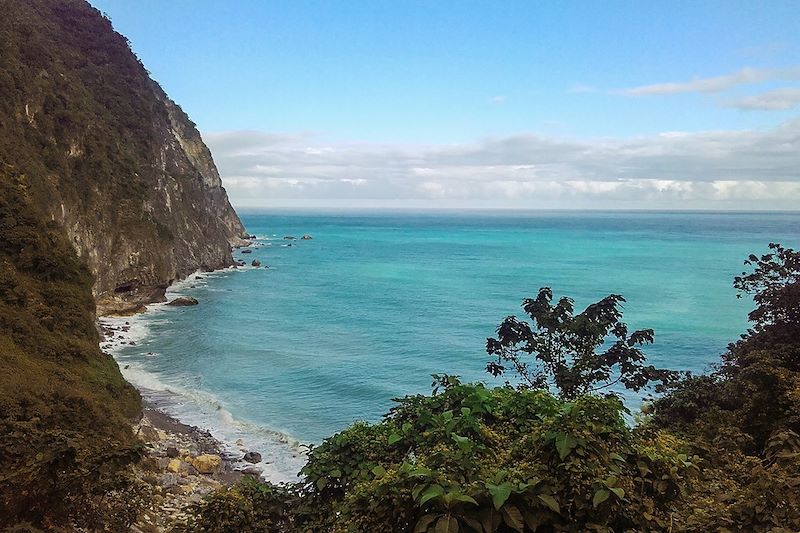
[0,0,250,527]
[0,0,248,314]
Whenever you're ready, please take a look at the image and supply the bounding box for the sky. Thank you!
[89,0,800,209]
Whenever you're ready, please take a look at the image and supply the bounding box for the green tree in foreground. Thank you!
[485,288,678,399]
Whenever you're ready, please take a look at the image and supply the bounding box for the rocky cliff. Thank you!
[0,0,248,314]
[0,0,251,527]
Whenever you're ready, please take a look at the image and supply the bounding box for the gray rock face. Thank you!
[0,0,249,316]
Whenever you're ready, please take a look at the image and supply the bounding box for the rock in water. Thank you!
[243,451,262,463]
[167,296,199,306]
[283,235,296,240]
[301,234,313,240]
[241,249,252,254]
[251,260,261,267]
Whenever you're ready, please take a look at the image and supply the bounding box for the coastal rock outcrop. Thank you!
[167,297,199,307]
[0,0,249,315]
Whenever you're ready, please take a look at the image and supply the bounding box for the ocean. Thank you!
[103,210,799,483]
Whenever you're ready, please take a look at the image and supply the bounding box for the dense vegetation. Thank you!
[181,243,800,532]
[0,165,143,530]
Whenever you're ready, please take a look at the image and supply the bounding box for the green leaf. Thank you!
[402,422,412,433]
[420,484,445,505]
[329,468,342,478]
[388,433,402,445]
[555,433,577,460]
[486,482,513,510]
[593,489,610,508]
[371,465,386,477]
[537,494,560,514]
[501,505,525,532]
[315,477,328,490]
[435,515,459,533]
[451,493,478,506]
[609,452,626,462]
[452,433,473,452]
[610,487,625,499]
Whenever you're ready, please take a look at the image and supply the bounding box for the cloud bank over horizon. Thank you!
[206,120,800,210]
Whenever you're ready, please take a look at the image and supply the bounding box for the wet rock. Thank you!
[167,296,198,306]
[242,451,262,464]
[301,234,313,240]
[283,235,296,240]
[241,249,252,254]
[251,259,261,267]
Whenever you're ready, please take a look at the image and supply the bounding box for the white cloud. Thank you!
[619,67,800,96]
[205,119,800,209]
[723,87,800,111]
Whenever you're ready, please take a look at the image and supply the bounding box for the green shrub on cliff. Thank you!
[0,166,143,530]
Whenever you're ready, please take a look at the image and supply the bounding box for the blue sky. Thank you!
[90,0,800,209]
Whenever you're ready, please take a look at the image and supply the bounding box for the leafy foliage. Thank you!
[182,376,698,532]
[485,288,678,399]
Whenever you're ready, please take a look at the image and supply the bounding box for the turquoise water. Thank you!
[106,210,799,481]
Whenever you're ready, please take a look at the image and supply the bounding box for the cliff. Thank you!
[0,0,248,314]
[0,0,248,528]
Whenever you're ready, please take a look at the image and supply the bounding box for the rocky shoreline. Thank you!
[97,267,270,531]
[130,407,240,531]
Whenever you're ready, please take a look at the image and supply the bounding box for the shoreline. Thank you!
[96,246,305,529]
[98,264,301,481]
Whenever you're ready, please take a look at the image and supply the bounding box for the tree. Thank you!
[732,242,800,356]
[486,287,677,400]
